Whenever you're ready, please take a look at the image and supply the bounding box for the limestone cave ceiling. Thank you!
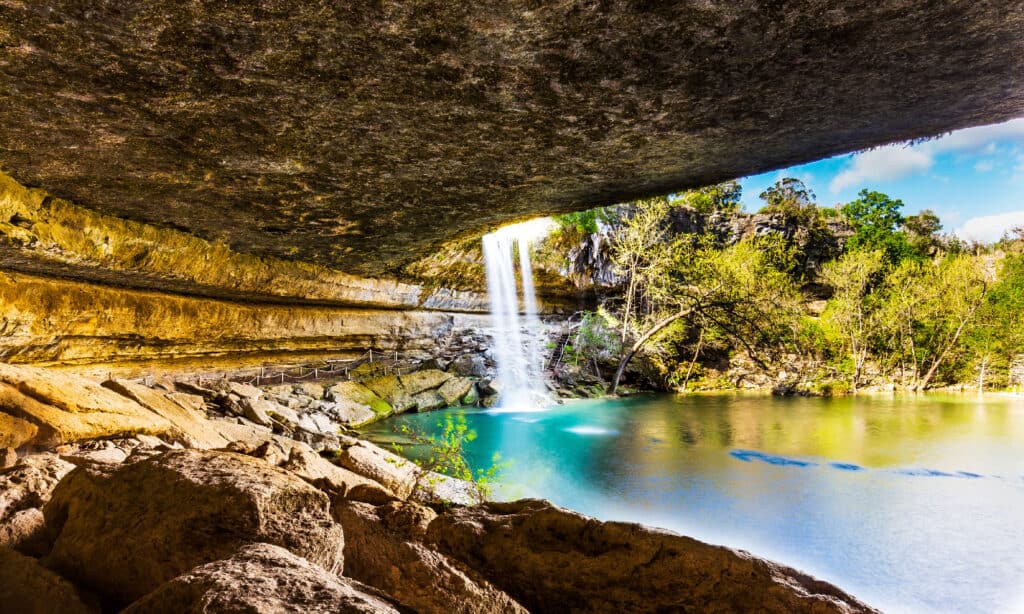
[0,0,1022,280]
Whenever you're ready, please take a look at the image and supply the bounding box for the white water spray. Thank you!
[482,219,553,410]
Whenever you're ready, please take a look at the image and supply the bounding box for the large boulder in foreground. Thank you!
[427,499,878,614]
[336,500,527,614]
[122,543,400,614]
[0,547,97,614]
[44,449,344,606]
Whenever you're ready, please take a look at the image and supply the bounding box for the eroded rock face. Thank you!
[122,543,400,614]
[336,500,527,614]
[427,499,878,614]
[0,2,1022,282]
[43,449,344,606]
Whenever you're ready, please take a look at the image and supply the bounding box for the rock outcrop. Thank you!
[0,453,75,554]
[336,500,527,614]
[43,449,344,606]
[427,499,878,614]
[122,543,400,614]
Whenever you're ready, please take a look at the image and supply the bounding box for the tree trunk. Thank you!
[609,306,696,394]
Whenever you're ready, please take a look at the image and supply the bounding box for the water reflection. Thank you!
[361,393,1024,614]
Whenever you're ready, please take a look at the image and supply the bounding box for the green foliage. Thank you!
[903,209,943,257]
[391,413,504,504]
[553,207,613,234]
[670,180,743,214]
[841,189,913,264]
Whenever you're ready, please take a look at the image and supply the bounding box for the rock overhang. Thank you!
[0,0,1021,282]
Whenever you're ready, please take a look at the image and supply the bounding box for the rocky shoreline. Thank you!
[0,362,877,613]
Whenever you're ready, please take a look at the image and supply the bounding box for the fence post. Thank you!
[369,349,373,363]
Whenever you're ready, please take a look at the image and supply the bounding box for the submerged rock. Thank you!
[336,500,527,614]
[122,543,400,614]
[427,499,878,614]
[44,449,344,606]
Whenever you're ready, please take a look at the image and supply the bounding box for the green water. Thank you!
[361,393,1024,614]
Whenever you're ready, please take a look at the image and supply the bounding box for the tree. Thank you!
[841,189,912,264]
[903,209,943,257]
[820,249,885,392]
[759,177,815,212]
[607,198,802,393]
[672,181,742,214]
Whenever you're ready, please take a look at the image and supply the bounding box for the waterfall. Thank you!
[482,219,552,409]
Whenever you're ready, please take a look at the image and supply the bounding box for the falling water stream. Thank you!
[481,219,552,410]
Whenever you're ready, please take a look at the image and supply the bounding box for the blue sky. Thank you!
[738,117,1024,242]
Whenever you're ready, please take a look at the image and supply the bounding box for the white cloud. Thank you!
[973,160,995,172]
[829,146,932,192]
[829,117,1024,193]
[953,210,1024,243]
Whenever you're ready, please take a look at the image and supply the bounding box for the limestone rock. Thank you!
[44,449,344,606]
[399,369,452,395]
[294,382,326,400]
[412,390,446,412]
[336,441,477,505]
[239,396,276,428]
[427,499,878,614]
[0,446,17,468]
[0,413,37,450]
[328,381,393,422]
[0,364,176,447]
[282,446,383,497]
[122,543,400,614]
[226,381,262,399]
[449,354,487,378]
[337,500,526,614]
[363,375,416,413]
[437,377,474,406]
[0,547,98,614]
[101,379,231,449]
[336,441,420,500]
[0,453,75,553]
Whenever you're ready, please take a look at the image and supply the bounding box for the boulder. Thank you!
[461,384,480,406]
[0,412,37,449]
[0,453,75,553]
[0,446,17,468]
[238,396,276,428]
[399,369,452,395]
[122,543,400,614]
[437,377,474,406]
[294,382,326,400]
[336,500,527,614]
[412,390,446,412]
[226,381,262,399]
[101,379,230,449]
[363,375,416,413]
[0,364,177,447]
[336,441,420,499]
[0,547,98,614]
[449,354,487,378]
[282,446,383,497]
[328,381,394,423]
[336,441,477,505]
[44,449,344,606]
[427,499,878,614]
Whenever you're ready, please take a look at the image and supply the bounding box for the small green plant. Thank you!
[391,413,505,504]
